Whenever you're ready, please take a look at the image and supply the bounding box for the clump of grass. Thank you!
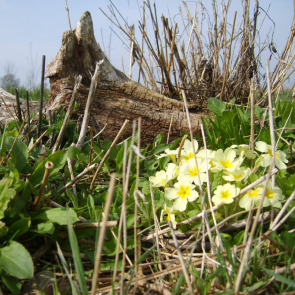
[5,85,50,101]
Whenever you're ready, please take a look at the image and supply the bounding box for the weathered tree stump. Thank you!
[45,11,205,143]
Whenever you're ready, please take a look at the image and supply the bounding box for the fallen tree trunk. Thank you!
[45,11,206,143]
[0,88,39,123]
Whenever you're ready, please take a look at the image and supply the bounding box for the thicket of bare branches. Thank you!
[101,0,295,105]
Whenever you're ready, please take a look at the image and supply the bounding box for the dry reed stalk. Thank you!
[150,182,162,272]
[120,122,136,294]
[25,91,31,134]
[266,60,277,187]
[64,0,72,30]
[235,162,274,294]
[52,75,82,154]
[270,190,295,231]
[76,61,103,151]
[33,161,54,207]
[220,11,237,101]
[181,89,216,253]
[201,124,223,251]
[58,163,97,194]
[14,88,22,122]
[134,117,142,285]
[89,119,129,194]
[74,221,117,229]
[169,221,194,293]
[91,173,116,295]
[38,55,46,139]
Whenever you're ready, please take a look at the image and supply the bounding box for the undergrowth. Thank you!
[0,94,294,294]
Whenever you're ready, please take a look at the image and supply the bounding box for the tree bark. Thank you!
[45,11,205,143]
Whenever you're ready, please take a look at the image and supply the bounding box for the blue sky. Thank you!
[0,0,294,88]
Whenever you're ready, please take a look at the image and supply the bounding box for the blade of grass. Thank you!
[67,208,88,295]
[262,267,295,288]
[56,242,80,295]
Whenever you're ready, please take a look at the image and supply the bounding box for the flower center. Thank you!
[184,152,194,162]
[248,189,261,198]
[221,159,233,169]
[234,173,242,180]
[221,190,231,199]
[189,166,199,177]
[266,188,274,199]
[177,185,191,199]
[268,148,278,158]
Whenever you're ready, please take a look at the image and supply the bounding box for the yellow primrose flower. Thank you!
[211,148,243,173]
[239,187,263,211]
[212,183,240,206]
[149,170,168,187]
[178,157,209,186]
[258,182,284,209]
[222,167,251,182]
[157,148,178,163]
[179,139,199,163]
[165,180,199,212]
[197,149,216,169]
[255,141,288,170]
[231,144,257,159]
[166,163,179,180]
[161,204,177,229]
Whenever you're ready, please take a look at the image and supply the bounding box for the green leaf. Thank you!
[87,195,97,220]
[33,222,55,235]
[0,178,16,220]
[207,97,226,116]
[0,241,33,279]
[262,267,295,287]
[29,150,68,187]
[67,145,81,161]
[5,136,28,172]
[116,143,125,172]
[34,208,78,225]
[1,274,22,295]
[7,218,31,239]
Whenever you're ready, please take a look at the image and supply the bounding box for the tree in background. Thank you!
[0,63,20,90]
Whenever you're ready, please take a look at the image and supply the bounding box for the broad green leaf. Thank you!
[0,241,33,279]
[5,136,28,172]
[7,218,31,239]
[34,208,78,225]
[0,178,16,219]
[207,97,226,116]
[33,222,55,235]
[29,150,68,186]
[67,145,81,161]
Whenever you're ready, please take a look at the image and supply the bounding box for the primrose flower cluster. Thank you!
[149,139,288,228]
